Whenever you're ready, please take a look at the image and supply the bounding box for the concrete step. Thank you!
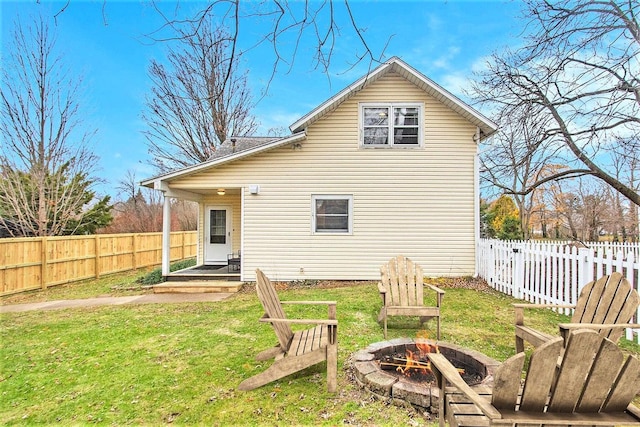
[153,280,243,294]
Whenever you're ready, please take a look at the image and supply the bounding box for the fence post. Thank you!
[488,241,495,286]
[95,234,101,279]
[513,243,524,300]
[577,247,593,293]
[132,234,138,270]
[181,232,186,260]
[40,236,48,290]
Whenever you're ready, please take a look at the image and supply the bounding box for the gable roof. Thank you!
[141,57,496,188]
[289,56,497,138]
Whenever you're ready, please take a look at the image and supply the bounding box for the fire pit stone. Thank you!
[352,338,500,413]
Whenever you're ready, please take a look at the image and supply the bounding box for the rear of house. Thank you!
[142,57,496,282]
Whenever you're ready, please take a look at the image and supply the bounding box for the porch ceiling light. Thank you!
[217,189,225,196]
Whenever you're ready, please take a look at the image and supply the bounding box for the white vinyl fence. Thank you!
[477,239,640,343]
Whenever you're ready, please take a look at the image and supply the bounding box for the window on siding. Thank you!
[361,103,422,147]
[312,195,353,234]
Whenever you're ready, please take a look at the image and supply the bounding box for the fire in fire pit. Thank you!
[376,333,484,387]
[352,337,499,412]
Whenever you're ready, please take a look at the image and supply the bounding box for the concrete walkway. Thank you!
[0,292,233,314]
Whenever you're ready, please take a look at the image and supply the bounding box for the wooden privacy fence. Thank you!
[477,238,640,343]
[0,231,197,296]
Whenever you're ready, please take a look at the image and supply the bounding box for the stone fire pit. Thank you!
[352,338,500,412]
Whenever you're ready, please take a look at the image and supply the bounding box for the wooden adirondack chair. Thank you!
[514,272,640,353]
[429,329,640,427]
[377,255,445,339]
[237,269,338,393]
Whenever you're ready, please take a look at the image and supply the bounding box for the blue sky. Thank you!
[1,0,522,199]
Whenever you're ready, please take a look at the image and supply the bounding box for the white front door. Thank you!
[205,206,232,264]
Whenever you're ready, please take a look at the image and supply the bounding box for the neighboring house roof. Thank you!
[290,56,497,138]
[141,56,496,188]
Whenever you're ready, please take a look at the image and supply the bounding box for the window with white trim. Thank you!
[312,195,353,234]
[360,103,423,147]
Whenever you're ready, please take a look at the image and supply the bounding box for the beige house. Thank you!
[141,57,497,282]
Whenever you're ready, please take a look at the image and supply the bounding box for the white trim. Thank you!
[359,102,424,148]
[290,57,497,137]
[311,194,353,235]
[474,127,481,277]
[162,195,171,276]
[240,188,246,282]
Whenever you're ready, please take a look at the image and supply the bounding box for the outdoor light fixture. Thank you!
[217,189,225,196]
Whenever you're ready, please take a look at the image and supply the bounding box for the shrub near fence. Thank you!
[477,239,640,343]
[0,231,197,296]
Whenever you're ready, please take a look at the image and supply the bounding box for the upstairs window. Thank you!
[361,103,423,147]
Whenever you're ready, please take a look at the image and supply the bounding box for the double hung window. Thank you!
[312,195,353,234]
[361,103,422,147]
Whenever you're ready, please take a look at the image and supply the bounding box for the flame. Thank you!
[397,349,430,376]
[416,330,439,358]
[396,330,439,376]
[395,331,465,377]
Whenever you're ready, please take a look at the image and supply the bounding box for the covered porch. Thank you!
[154,184,246,284]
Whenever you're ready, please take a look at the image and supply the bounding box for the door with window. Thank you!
[205,206,232,264]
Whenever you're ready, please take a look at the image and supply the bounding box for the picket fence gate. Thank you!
[477,239,640,343]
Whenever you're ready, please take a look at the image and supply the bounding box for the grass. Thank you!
[1,274,639,425]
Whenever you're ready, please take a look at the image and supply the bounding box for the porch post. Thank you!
[162,194,171,277]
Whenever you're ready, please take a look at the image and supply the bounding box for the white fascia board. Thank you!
[289,56,498,138]
[140,132,307,188]
[289,61,393,133]
[393,58,498,137]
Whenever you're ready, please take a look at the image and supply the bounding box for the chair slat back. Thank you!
[572,272,640,341]
[519,337,564,411]
[492,337,563,411]
[495,329,640,416]
[550,329,640,413]
[380,255,424,307]
[256,269,293,350]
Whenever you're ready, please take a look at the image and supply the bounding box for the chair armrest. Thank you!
[513,303,576,309]
[281,301,337,305]
[428,353,501,420]
[280,301,337,320]
[513,303,575,327]
[558,323,640,341]
[259,317,338,326]
[377,282,387,294]
[425,284,445,295]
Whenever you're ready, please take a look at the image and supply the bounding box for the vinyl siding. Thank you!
[170,72,478,281]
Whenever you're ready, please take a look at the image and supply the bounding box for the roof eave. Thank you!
[289,56,497,137]
[289,60,394,133]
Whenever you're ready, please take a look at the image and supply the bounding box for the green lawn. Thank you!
[1,274,639,425]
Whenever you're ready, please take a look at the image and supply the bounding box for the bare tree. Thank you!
[146,1,387,90]
[479,102,581,239]
[473,0,640,206]
[101,170,196,233]
[0,15,111,237]
[610,140,640,240]
[143,20,259,171]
